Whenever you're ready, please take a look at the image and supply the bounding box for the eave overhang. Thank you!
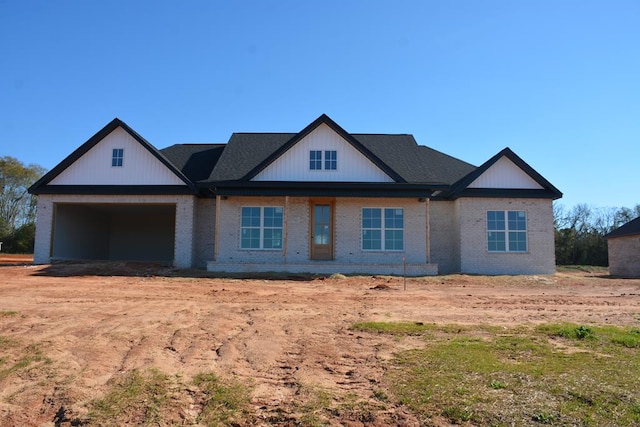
[31,185,197,195]
[200,181,446,198]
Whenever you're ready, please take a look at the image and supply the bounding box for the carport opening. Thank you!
[52,203,176,263]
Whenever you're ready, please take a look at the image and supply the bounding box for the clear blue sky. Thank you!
[1,1,638,210]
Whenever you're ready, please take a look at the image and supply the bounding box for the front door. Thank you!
[311,202,333,260]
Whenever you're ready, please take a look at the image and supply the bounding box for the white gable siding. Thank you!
[253,124,394,182]
[50,127,185,186]
[468,156,543,189]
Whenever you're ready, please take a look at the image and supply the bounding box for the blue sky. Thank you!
[1,1,638,210]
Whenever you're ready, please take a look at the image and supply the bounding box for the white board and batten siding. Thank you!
[468,156,543,189]
[253,123,394,182]
[50,127,185,186]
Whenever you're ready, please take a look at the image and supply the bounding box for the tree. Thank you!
[0,156,46,252]
[553,202,640,266]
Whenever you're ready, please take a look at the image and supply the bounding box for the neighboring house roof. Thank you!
[29,118,197,195]
[605,217,640,239]
[442,147,563,200]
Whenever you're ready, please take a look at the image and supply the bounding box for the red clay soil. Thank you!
[0,261,639,425]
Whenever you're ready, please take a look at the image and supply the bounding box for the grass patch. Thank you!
[356,321,640,426]
[0,310,18,317]
[193,371,252,426]
[89,368,173,425]
[0,342,50,382]
[351,321,437,335]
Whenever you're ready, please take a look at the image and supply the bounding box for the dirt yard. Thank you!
[1,256,639,426]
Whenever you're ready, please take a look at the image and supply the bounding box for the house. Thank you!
[605,217,640,277]
[28,114,562,276]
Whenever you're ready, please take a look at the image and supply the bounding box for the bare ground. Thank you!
[1,256,639,426]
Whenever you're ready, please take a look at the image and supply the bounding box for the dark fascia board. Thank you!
[28,118,197,194]
[444,147,562,200]
[241,114,406,183]
[201,181,444,198]
[435,188,562,200]
[32,185,197,195]
[605,216,640,239]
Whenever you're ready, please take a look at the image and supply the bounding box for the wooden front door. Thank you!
[310,202,333,260]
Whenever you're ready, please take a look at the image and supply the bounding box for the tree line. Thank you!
[554,202,640,266]
[0,156,45,253]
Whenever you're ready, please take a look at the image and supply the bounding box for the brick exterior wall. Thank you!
[210,196,435,275]
[32,194,196,268]
[193,198,216,268]
[608,236,640,277]
[457,197,556,275]
[429,200,460,274]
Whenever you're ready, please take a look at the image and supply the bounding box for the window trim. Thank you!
[487,210,528,253]
[361,207,405,252]
[240,206,284,250]
[112,148,124,167]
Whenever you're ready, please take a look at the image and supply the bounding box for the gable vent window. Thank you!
[309,150,337,170]
[112,148,124,167]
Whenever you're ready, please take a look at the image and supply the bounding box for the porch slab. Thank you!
[206,261,438,276]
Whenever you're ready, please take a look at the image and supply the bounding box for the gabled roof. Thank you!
[29,118,197,194]
[204,114,475,186]
[160,143,226,182]
[207,114,406,183]
[442,147,562,200]
[605,217,640,239]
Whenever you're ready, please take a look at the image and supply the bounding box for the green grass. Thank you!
[352,321,438,335]
[193,371,252,426]
[89,368,172,425]
[355,321,640,426]
[0,310,18,317]
[0,341,50,382]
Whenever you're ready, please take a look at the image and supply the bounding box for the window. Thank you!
[487,210,527,252]
[362,208,404,251]
[112,148,124,167]
[241,207,283,249]
[324,150,337,170]
[309,150,337,170]
[310,150,322,170]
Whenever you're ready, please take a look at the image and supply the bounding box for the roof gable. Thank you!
[243,114,405,182]
[252,123,395,182]
[605,217,640,239]
[445,148,562,200]
[29,119,196,193]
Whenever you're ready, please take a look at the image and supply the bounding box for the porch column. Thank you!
[425,198,431,264]
[214,195,221,261]
[283,196,289,262]
[174,196,195,269]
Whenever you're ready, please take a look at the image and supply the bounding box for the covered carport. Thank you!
[51,203,176,263]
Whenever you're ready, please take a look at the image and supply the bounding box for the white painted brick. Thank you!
[608,236,640,277]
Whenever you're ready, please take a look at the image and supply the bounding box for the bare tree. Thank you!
[0,156,46,234]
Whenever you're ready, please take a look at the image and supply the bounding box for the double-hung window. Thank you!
[362,208,404,251]
[112,148,124,167]
[309,150,337,170]
[241,207,284,249]
[487,210,527,252]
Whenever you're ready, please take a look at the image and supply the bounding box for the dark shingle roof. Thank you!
[207,133,295,182]
[605,217,640,239]
[204,125,475,185]
[161,144,226,182]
